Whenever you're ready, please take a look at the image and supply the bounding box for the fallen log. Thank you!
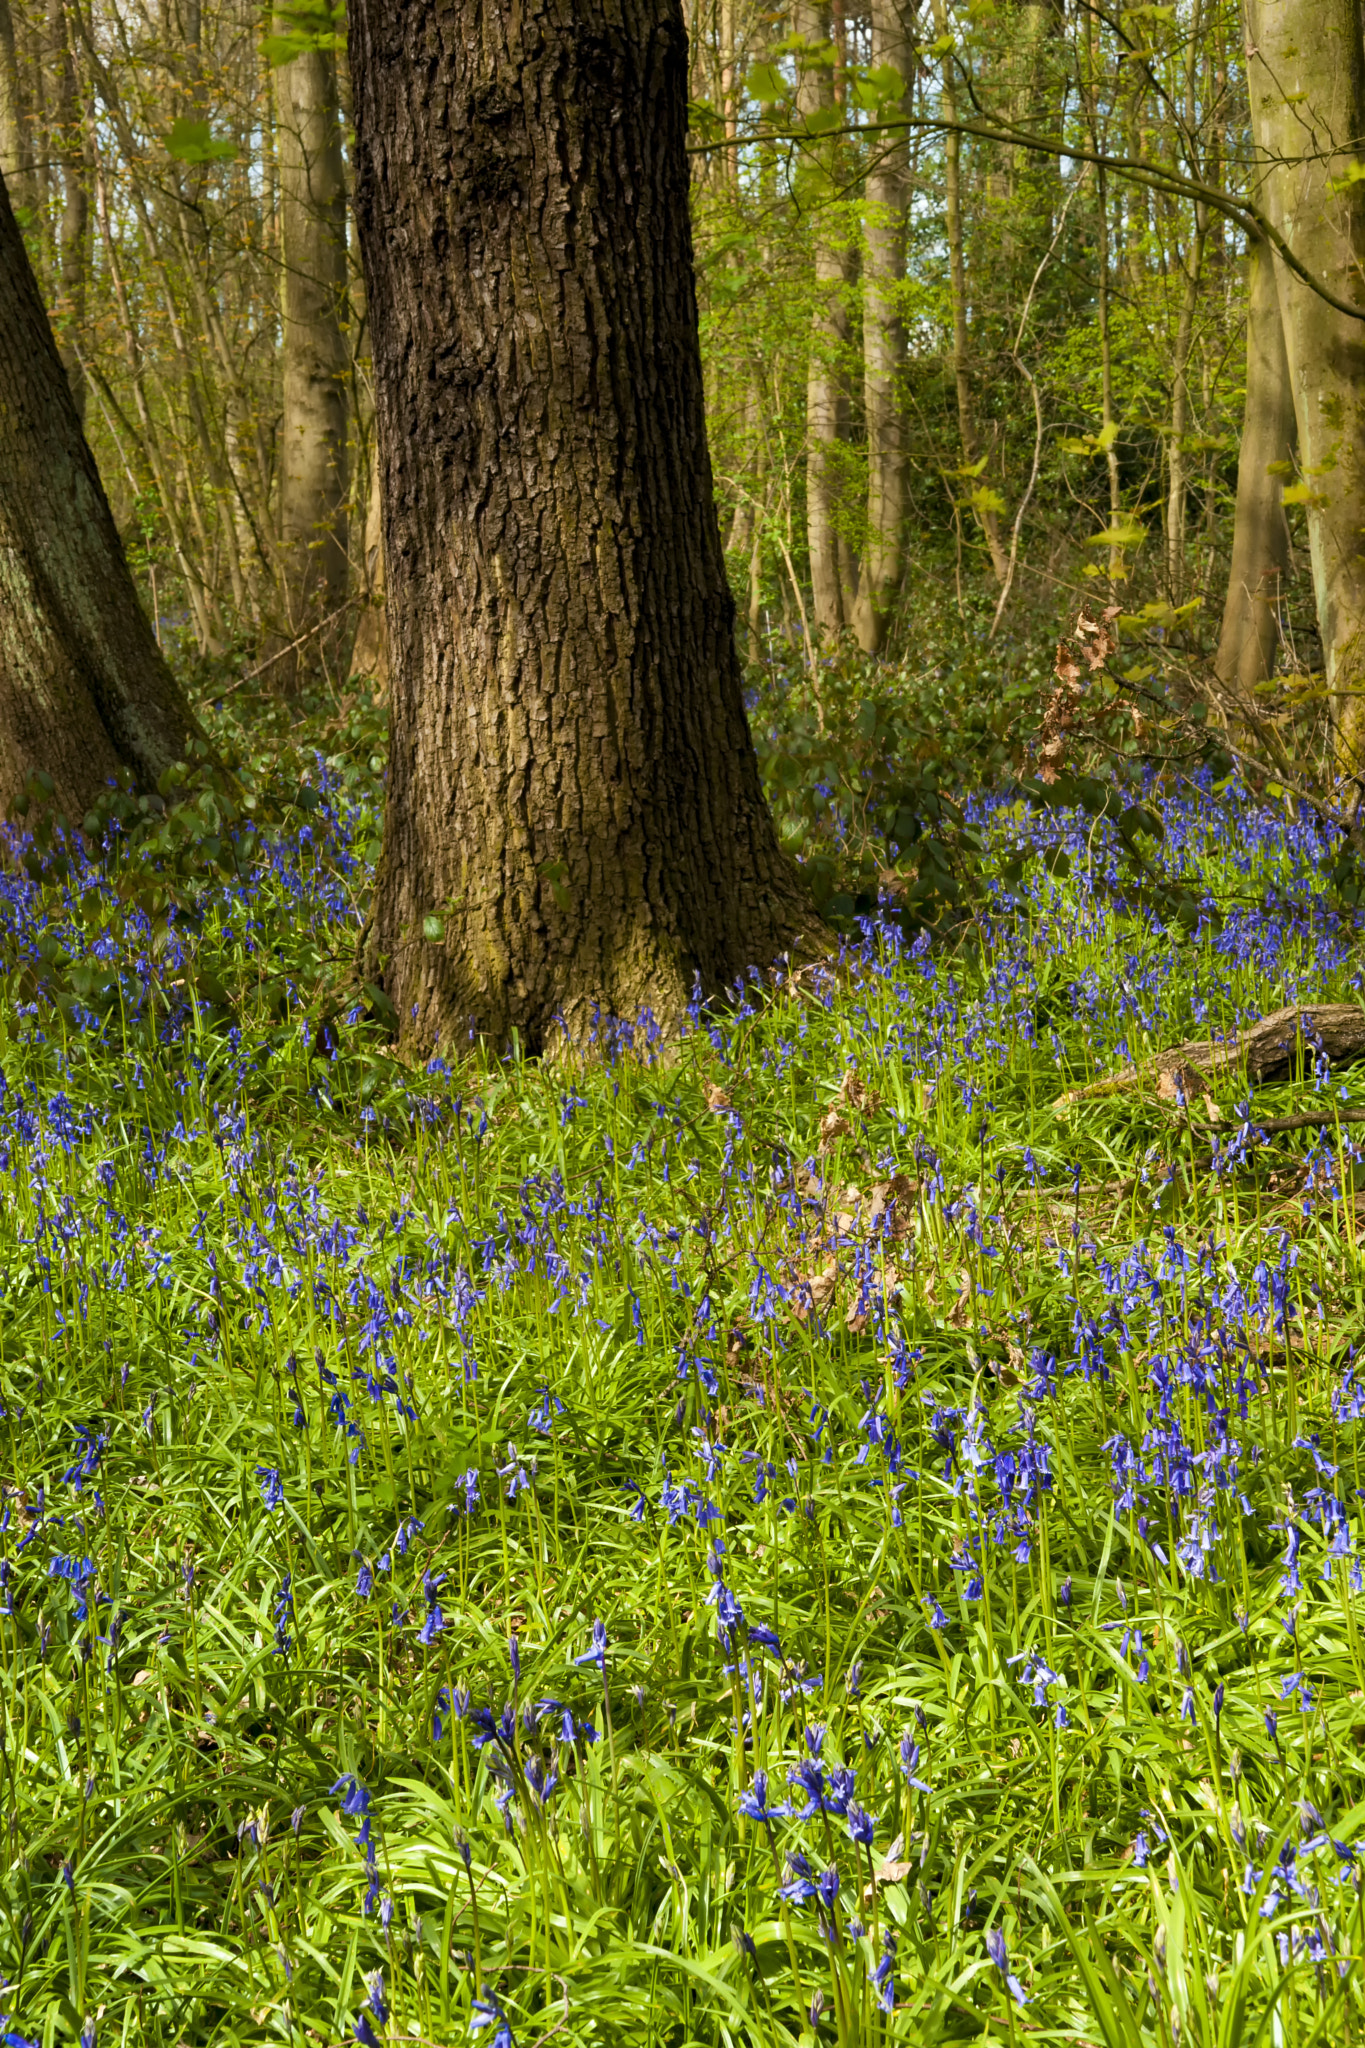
[1055,1002,1365,1108]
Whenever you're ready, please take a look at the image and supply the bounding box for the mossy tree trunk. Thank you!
[347,0,815,1056]
[0,167,199,819]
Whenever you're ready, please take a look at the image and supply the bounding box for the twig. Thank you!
[990,181,1085,640]
[209,600,359,703]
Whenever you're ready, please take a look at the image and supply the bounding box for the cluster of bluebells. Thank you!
[1,771,1365,2043]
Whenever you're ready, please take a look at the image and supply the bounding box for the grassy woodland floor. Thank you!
[4,756,1365,2048]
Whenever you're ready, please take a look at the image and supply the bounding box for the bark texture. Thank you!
[277,29,349,687]
[1215,234,1296,694]
[1246,0,1365,774]
[0,167,199,818]
[348,0,815,1056]
[852,0,913,651]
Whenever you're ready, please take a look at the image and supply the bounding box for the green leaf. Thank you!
[166,116,237,163]
[261,1,344,64]
[422,914,446,943]
[852,61,906,109]
[745,61,788,104]
[1087,519,1146,547]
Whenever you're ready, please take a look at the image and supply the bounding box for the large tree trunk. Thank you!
[276,26,349,689]
[1246,0,1365,776]
[1215,234,1296,694]
[0,168,199,818]
[348,0,815,1056]
[852,0,913,651]
[796,0,852,641]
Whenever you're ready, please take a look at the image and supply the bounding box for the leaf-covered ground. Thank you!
[3,769,1365,2047]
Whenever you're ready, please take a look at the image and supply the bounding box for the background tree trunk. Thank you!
[348,0,814,1056]
[795,0,851,641]
[48,0,87,423]
[276,24,349,690]
[934,0,1009,585]
[0,0,33,219]
[1215,233,1296,694]
[348,452,388,690]
[0,167,199,818]
[852,0,913,651]
[1246,0,1365,775]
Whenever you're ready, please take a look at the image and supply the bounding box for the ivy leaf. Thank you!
[166,117,237,164]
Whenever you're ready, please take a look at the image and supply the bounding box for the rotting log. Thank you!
[1054,1002,1365,1109]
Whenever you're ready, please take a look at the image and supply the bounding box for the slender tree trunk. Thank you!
[276,25,349,689]
[48,0,87,423]
[1246,0,1365,776]
[348,0,815,1056]
[796,0,851,640]
[1164,207,1207,599]
[936,15,1009,585]
[852,0,913,651]
[0,0,34,218]
[1215,233,1296,693]
[0,168,199,817]
[348,454,388,690]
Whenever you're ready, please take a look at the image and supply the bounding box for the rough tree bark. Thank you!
[347,0,815,1056]
[852,0,913,651]
[0,168,199,817]
[1246,0,1365,775]
[1215,234,1296,694]
[795,0,852,641]
[276,23,349,688]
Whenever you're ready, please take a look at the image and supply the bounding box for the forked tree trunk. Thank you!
[1246,0,1365,776]
[0,169,199,817]
[1215,234,1296,694]
[348,0,815,1056]
[276,28,349,689]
